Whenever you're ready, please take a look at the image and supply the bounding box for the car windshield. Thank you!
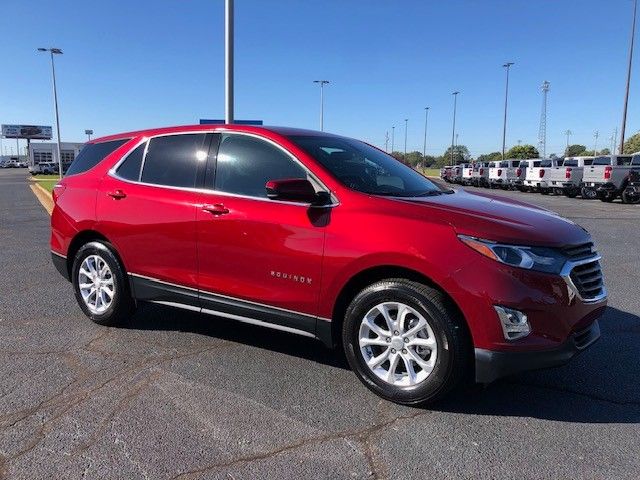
[288,135,443,197]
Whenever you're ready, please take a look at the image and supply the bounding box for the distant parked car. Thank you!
[38,162,59,175]
[2,159,20,168]
[461,163,475,185]
[440,166,453,182]
[523,159,558,194]
[471,162,490,187]
[581,154,639,202]
[450,164,464,184]
[547,156,594,198]
[488,160,519,189]
[513,160,537,191]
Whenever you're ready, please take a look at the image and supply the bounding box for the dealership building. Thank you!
[29,142,85,169]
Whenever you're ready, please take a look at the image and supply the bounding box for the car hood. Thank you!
[394,189,590,247]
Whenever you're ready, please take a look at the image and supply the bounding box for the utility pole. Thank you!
[593,130,599,156]
[620,0,637,153]
[564,129,572,154]
[423,107,430,158]
[451,91,460,165]
[538,81,550,158]
[391,126,395,153]
[385,131,389,152]
[313,80,330,131]
[38,47,64,179]
[612,127,618,154]
[404,118,408,160]
[502,62,514,160]
[225,0,234,124]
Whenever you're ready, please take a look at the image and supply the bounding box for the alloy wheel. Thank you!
[78,255,115,314]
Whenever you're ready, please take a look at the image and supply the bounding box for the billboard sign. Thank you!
[1,124,53,140]
[199,119,263,126]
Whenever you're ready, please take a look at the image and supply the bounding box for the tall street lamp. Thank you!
[423,107,430,159]
[38,47,63,179]
[502,62,514,160]
[85,129,93,141]
[620,0,637,153]
[404,118,408,159]
[313,80,330,131]
[564,129,572,154]
[450,91,460,165]
[391,126,395,152]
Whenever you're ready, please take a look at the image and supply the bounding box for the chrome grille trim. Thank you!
[560,254,607,304]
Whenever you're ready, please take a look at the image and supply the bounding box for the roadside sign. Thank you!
[1,124,53,140]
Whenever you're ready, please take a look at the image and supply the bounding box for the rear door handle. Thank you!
[202,203,229,216]
[107,189,126,199]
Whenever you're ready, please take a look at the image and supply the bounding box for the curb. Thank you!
[29,181,54,215]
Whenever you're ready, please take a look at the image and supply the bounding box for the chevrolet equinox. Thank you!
[50,125,607,405]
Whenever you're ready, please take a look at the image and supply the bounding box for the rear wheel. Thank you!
[565,188,578,198]
[622,188,640,204]
[540,188,549,195]
[342,279,470,406]
[581,187,597,199]
[71,241,135,326]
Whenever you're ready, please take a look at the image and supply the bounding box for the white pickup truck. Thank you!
[461,163,475,185]
[547,156,594,198]
[471,162,490,187]
[581,154,640,202]
[488,159,519,189]
[523,159,558,194]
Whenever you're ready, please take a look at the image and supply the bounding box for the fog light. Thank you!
[494,306,531,340]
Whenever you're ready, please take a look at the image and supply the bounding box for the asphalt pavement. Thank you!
[0,168,638,479]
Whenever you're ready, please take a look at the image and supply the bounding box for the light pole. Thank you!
[38,47,63,179]
[85,129,93,141]
[450,91,460,165]
[423,107,430,159]
[593,130,599,156]
[501,62,514,160]
[225,0,234,124]
[385,131,389,152]
[391,126,395,153]
[620,0,637,153]
[564,129,572,154]
[313,80,330,131]
[403,118,408,159]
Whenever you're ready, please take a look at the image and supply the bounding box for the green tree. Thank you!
[506,144,539,159]
[565,144,586,157]
[582,148,610,156]
[477,151,502,162]
[442,145,470,164]
[623,132,640,154]
[404,151,424,167]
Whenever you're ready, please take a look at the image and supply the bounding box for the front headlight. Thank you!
[458,235,566,274]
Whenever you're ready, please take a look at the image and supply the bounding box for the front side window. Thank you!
[288,135,441,197]
[214,134,307,198]
[141,134,208,188]
[66,139,128,176]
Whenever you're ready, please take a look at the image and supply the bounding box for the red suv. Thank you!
[50,125,607,405]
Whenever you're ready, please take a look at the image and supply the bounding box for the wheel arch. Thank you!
[326,265,469,350]
[66,230,127,280]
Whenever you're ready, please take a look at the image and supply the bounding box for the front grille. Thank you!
[562,242,594,260]
[569,259,604,300]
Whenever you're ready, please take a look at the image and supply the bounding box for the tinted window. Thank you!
[618,156,632,166]
[499,161,509,168]
[214,134,307,198]
[116,142,146,181]
[540,160,553,167]
[583,159,594,166]
[289,135,441,197]
[518,161,528,167]
[65,139,128,176]
[563,159,578,167]
[141,134,208,188]
[632,155,640,166]
[593,157,612,165]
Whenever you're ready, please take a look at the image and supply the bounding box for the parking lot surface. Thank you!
[0,168,638,479]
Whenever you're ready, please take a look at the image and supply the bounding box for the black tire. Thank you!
[622,189,640,204]
[71,241,135,326]
[581,187,597,200]
[540,188,549,195]
[342,279,470,406]
[565,189,578,198]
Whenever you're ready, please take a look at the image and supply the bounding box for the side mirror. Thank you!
[265,178,329,205]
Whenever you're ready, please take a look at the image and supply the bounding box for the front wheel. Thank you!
[342,279,470,406]
[599,192,617,203]
[71,241,135,326]
[622,188,640,204]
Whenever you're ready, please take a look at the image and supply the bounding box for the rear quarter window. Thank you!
[65,139,129,176]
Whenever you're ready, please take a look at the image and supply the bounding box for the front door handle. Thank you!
[202,203,230,216]
[107,189,127,199]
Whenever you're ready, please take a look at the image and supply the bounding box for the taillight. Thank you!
[604,166,612,180]
[497,169,503,176]
[539,169,545,178]
[565,167,572,179]
[479,168,484,175]
[516,168,522,176]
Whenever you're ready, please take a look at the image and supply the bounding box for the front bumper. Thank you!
[475,320,601,383]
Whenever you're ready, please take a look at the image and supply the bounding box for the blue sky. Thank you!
[1,0,638,157]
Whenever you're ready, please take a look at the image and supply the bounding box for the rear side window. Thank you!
[593,157,612,165]
[116,142,146,181]
[499,161,509,168]
[540,160,552,167]
[618,156,632,166]
[141,134,208,188]
[564,160,578,167]
[214,134,307,198]
[632,155,640,166]
[65,139,128,176]
[583,159,594,166]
